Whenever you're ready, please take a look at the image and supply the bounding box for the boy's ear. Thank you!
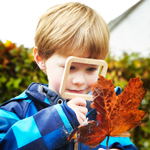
[33,47,46,70]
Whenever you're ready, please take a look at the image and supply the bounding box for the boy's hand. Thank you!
[67,97,88,125]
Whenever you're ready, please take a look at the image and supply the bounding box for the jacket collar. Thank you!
[26,82,64,106]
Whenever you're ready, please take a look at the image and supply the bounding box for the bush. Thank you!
[0,40,47,103]
[0,40,150,149]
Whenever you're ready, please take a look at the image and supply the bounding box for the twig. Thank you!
[106,135,109,150]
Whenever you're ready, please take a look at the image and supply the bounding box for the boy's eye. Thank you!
[70,66,75,70]
[87,68,97,71]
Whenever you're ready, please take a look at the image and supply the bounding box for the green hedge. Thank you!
[0,40,150,149]
[0,40,47,103]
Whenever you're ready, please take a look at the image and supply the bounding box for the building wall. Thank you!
[109,0,150,57]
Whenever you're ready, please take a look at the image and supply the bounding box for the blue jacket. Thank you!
[0,83,138,150]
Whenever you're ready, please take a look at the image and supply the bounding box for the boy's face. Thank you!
[44,53,100,97]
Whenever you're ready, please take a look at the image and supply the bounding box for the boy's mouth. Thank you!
[66,89,84,94]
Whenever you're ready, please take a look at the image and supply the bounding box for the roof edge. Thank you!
[108,0,144,31]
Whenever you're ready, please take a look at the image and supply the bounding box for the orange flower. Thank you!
[4,40,16,51]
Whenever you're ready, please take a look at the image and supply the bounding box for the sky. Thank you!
[0,0,140,48]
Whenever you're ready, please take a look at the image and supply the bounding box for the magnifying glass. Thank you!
[59,56,108,101]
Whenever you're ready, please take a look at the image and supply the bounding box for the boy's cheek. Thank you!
[48,76,62,94]
[88,76,98,85]
[65,79,72,89]
[55,80,62,93]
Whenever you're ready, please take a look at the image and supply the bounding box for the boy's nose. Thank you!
[72,73,85,85]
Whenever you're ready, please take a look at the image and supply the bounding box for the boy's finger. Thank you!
[69,97,86,107]
[76,110,87,125]
[76,106,88,115]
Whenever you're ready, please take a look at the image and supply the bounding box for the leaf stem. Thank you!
[106,135,109,150]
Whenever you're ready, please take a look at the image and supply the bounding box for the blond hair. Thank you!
[34,2,110,60]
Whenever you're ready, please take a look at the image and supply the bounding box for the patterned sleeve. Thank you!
[0,101,74,150]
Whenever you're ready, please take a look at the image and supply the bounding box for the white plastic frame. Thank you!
[59,56,108,101]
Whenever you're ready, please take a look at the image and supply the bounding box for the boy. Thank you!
[0,2,137,150]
